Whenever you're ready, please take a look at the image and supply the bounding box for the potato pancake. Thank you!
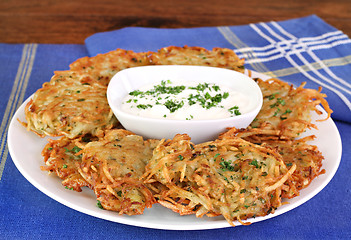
[143,134,295,226]
[251,78,332,138]
[78,129,159,215]
[41,135,96,192]
[24,71,118,138]
[68,49,151,87]
[231,128,325,198]
[150,46,245,72]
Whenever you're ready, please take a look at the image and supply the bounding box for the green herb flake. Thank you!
[165,99,184,113]
[137,104,152,110]
[228,106,241,116]
[249,159,259,168]
[220,158,235,171]
[129,90,143,96]
[71,146,82,153]
[97,200,104,209]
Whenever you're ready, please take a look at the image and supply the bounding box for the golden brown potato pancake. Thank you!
[78,129,159,215]
[251,77,332,139]
[24,71,118,138]
[68,49,152,87]
[231,128,325,199]
[143,134,295,226]
[41,135,96,192]
[151,46,245,72]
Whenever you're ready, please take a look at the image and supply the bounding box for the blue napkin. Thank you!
[1,16,351,239]
[86,15,351,123]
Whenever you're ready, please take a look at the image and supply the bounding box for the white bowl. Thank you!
[107,65,263,143]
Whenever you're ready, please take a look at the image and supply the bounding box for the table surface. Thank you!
[1,0,351,44]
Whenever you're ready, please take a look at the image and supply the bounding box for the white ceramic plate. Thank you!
[8,71,342,230]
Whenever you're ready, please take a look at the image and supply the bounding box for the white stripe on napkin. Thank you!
[250,22,351,111]
[263,54,351,78]
[217,26,272,75]
[271,21,351,91]
[236,29,351,66]
[0,44,37,180]
[236,31,350,55]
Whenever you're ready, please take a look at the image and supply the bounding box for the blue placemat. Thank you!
[1,15,351,239]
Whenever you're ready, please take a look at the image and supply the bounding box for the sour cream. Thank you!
[121,79,251,120]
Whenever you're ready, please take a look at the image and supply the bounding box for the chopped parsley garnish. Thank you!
[136,104,152,110]
[164,99,184,113]
[71,146,82,153]
[273,108,281,117]
[220,158,235,171]
[123,80,243,120]
[188,83,209,91]
[249,159,259,168]
[228,106,241,116]
[186,115,194,120]
[265,92,279,100]
[240,189,247,193]
[280,109,292,120]
[97,200,104,209]
[129,90,143,96]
